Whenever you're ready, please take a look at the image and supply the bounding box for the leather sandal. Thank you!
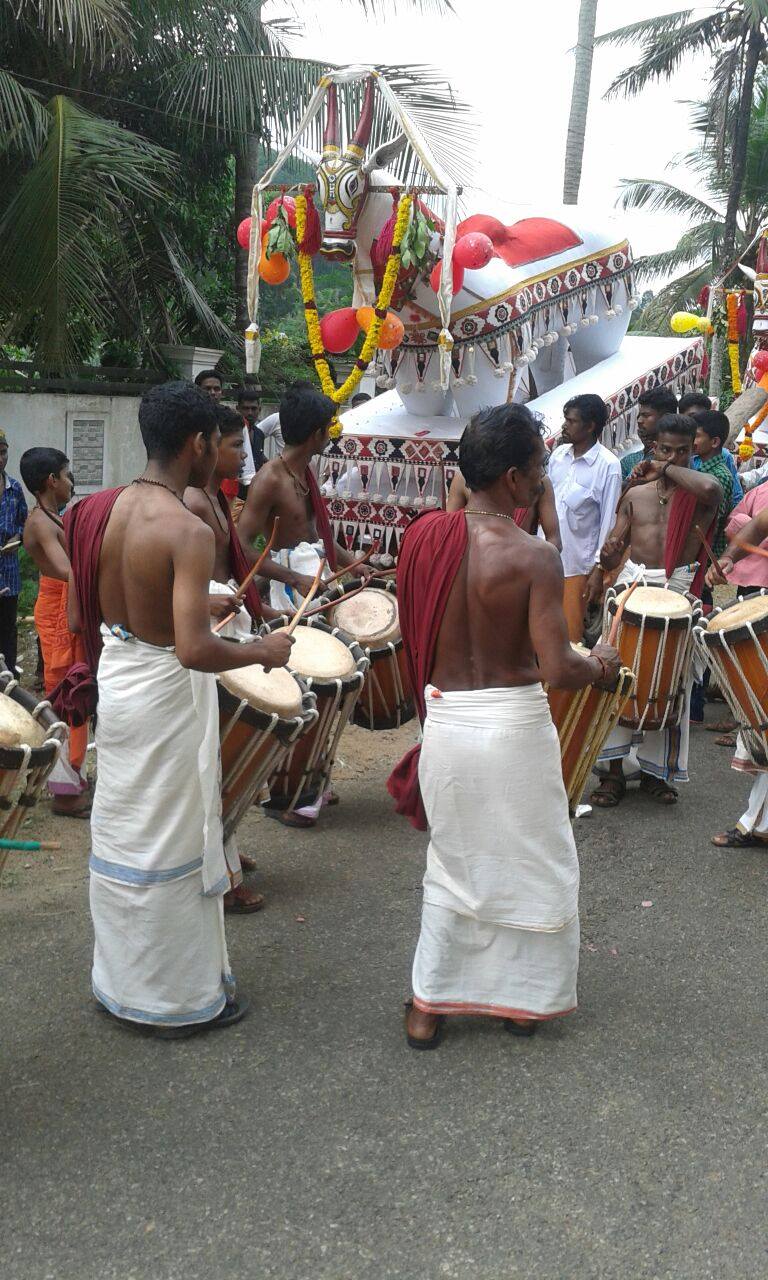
[404,999,444,1050]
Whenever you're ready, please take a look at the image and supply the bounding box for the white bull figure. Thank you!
[315,76,637,421]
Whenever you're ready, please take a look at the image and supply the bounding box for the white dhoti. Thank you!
[412,684,580,1021]
[269,540,326,614]
[729,734,768,839]
[597,560,696,783]
[90,627,233,1027]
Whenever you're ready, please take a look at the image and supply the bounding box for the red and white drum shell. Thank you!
[604,585,699,731]
[321,578,415,731]
[260,617,368,815]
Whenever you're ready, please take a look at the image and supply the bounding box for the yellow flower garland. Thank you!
[296,191,412,436]
[726,291,742,395]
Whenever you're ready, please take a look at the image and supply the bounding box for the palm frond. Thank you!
[13,0,132,61]
[0,95,175,369]
[618,177,723,222]
[0,70,49,160]
[636,265,718,333]
[598,10,725,99]
[158,229,233,343]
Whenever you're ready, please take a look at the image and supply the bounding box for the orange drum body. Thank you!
[218,664,317,843]
[547,649,635,809]
[604,585,699,731]
[697,594,768,764]
[323,579,414,730]
[262,618,367,814]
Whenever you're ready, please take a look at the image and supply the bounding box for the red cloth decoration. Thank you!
[758,237,768,275]
[298,190,322,256]
[218,491,262,621]
[457,215,581,269]
[370,194,398,273]
[664,488,716,599]
[386,510,468,829]
[307,468,337,571]
[513,507,528,527]
[698,285,710,310]
[48,662,97,728]
[737,293,748,339]
[221,477,238,499]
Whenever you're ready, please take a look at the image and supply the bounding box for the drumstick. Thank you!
[285,558,327,636]
[212,516,280,634]
[732,535,768,561]
[607,570,644,645]
[0,838,61,851]
[299,569,396,620]
[695,523,727,583]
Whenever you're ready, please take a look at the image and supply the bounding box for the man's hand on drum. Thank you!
[706,556,733,589]
[209,594,241,620]
[257,631,294,671]
[289,572,318,599]
[589,642,621,690]
[357,562,376,584]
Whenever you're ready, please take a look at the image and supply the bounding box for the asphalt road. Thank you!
[1,718,766,1280]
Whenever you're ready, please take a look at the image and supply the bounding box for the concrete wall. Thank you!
[0,392,146,501]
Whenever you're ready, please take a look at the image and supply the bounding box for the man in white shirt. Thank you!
[548,394,622,642]
[236,385,284,487]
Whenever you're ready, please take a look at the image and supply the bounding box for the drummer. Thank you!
[446,468,561,548]
[707,507,768,848]
[183,406,280,914]
[238,382,374,612]
[587,413,721,807]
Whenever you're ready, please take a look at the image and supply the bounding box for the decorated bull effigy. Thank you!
[243,68,705,560]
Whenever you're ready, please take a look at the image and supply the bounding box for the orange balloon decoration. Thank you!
[259,250,290,285]
[356,306,375,333]
[377,313,405,350]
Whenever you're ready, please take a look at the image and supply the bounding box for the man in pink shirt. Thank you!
[720,481,768,594]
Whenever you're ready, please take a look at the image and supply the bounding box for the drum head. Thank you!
[0,694,46,749]
[623,586,692,620]
[284,625,357,680]
[330,588,400,647]
[220,664,302,719]
[707,594,768,633]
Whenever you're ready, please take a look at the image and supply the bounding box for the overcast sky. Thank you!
[269,0,715,261]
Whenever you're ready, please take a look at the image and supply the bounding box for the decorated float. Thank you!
[243,68,705,560]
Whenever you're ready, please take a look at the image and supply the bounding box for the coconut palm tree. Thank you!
[617,69,768,332]
[597,3,768,272]
[563,0,599,205]
[0,0,470,370]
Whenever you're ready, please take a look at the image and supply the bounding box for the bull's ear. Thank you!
[362,133,407,175]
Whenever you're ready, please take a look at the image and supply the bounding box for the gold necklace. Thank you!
[465,508,518,523]
[656,481,669,506]
[280,457,309,498]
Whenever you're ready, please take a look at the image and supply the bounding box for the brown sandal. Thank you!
[639,775,678,805]
[711,827,768,849]
[224,884,266,914]
[589,775,626,808]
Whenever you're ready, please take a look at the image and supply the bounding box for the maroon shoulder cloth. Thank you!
[48,488,125,723]
[306,467,337,572]
[386,509,468,830]
[664,489,715,598]
[218,491,262,621]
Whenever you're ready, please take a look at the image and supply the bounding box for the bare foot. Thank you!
[404,1000,443,1049]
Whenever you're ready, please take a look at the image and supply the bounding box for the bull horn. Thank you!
[323,83,339,155]
[347,76,375,155]
[739,262,757,282]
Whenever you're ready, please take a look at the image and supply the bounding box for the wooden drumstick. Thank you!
[212,516,280,634]
[285,558,327,636]
[607,573,644,646]
[299,569,396,620]
[695,523,727,583]
[733,535,768,561]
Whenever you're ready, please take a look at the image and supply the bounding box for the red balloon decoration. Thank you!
[236,217,252,250]
[320,308,361,354]
[753,350,768,376]
[429,258,465,294]
[265,195,297,228]
[453,231,494,271]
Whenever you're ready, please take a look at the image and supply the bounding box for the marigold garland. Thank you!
[726,290,742,395]
[296,189,412,436]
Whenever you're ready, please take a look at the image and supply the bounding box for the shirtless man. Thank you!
[387,402,620,1049]
[20,447,90,816]
[239,382,373,614]
[586,413,721,807]
[446,467,561,548]
[69,382,293,1037]
[184,406,281,914]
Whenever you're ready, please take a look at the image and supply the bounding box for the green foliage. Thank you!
[400,207,434,270]
[18,549,38,615]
